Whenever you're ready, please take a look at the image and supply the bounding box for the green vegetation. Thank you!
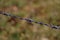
[0,0,60,40]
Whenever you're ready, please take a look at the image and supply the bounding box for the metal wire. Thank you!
[0,11,60,29]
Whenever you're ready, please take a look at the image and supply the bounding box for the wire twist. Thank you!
[0,11,60,29]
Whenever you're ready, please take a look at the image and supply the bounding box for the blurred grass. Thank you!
[0,0,60,40]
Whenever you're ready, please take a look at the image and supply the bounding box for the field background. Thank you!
[0,0,60,40]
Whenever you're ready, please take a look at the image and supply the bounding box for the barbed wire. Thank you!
[0,11,60,29]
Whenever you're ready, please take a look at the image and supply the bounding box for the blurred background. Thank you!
[0,0,60,40]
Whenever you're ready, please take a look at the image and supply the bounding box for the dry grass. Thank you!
[0,0,60,40]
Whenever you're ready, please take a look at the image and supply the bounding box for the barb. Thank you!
[0,11,60,29]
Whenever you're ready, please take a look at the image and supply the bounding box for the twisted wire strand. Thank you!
[0,11,60,29]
